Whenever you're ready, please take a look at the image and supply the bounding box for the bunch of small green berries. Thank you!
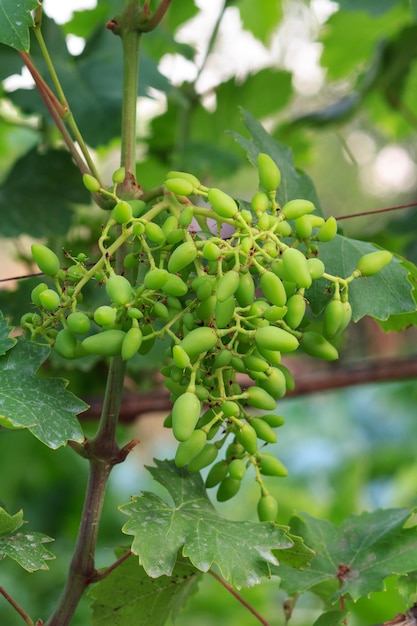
[21,156,393,521]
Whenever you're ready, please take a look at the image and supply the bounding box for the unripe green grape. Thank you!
[130,200,147,217]
[94,305,117,326]
[208,188,238,218]
[39,288,60,311]
[262,414,285,427]
[259,453,288,477]
[226,440,245,459]
[132,222,145,237]
[151,301,169,320]
[121,326,143,360]
[166,296,182,312]
[161,274,188,297]
[54,329,77,359]
[196,295,216,320]
[281,199,315,221]
[257,153,281,190]
[230,356,246,373]
[260,271,287,307]
[317,216,337,242]
[300,331,338,360]
[66,264,85,282]
[105,275,133,306]
[213,349,232,368]
[66,312,91,335]
[145,222,166,244]
[183,312,195,330]
[251,191,270,213]
[244,355,269,372]
[235,272,255,307]
[82,173,100,192]
[31,243,60,277]
[307,257,325,280]
[257,212,270,231]
[111,200,132,224]
[172,392,201,441]
[250,417,277,443]
[295,215,313,239]
[282,247,312,289]
[188,442,219,472]
[166,170,200,188]
[112,166,125,184]
[162,214,179,238]
[215,296,235,328]
[31,282,48,307]
[172,344,191,369]
[124,253,139,269]
[285,293,306,329]
[206,460,229,488]
[127,307,143,320]
[216,270,240,303]
[196,279,214,301]
[249,299,269,318]
[255,325,298,353]
[179,205,194,227]
[82,329,126,357]
[216,476,241,502]
[202,241,222,261]
[174,429,207,468]
[258,367,286,399]
[246,386,276,411]
[275,220,292,237]
[277,363,295,391]
[356,250,393,276]
[323,298,346,338]
[221,400,240,417]
[144,268,169,290]
[257,494,278,522]
[263,242,279,258]
[236,423,258,454]
[240,209,253,223]
[255,345,281,366]
[165,177,194,196]
[179,327,218,358]
[228,458,246,480]
[263,305,287,322]
[195,385,210,402]
[168,241,197,273]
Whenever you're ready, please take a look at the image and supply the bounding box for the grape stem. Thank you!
[0,587,35,625]
[209,570,271,626]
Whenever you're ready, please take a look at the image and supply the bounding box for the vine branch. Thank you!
[0,587,34,626]
[209,570,271,626]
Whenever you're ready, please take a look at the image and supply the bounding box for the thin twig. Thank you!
[209,570,271,626]
[0,587,34,626]
[336,201,417,221]
[141,0,173,32]
[92,551,133,583]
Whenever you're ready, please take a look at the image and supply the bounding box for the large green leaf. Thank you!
[89,552,200,626]
[308,237,416,321]
[232,109,323,212]
[0,147,89,238]
[0,507,54,571]
[0,0,38,52]
[0,340,86,448]
[0,313,16,355]
[378,259,417,330]
[234,0,282,44]
[119,459,294,589]
[275,509,417,602]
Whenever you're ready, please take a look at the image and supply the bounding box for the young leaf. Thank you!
[0,0,38,52]
[0,531,55,572]
[89,552,200,626]
[0,313,16,355]
[309,237,415,321]
[312,610,347,626]
[119,459,294,589]
[0,506,24,537]
[275,509,417,603]
[0,340,87,448]
[231,109,324,213]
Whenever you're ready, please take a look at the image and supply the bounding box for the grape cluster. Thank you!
[22,156,393,521]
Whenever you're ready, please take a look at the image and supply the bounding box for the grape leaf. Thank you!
[0,147,89,238]
[275,509,417,602]
[335,0,402,15]
[0,531,55,572]
[119,459,294,589]
[377,257,417,330]
[308,237,416,321]
[89,551,200,626]
[0,0,38,52]
[0,506,24,536]
[0,313,16,355]
[233,0,282,44]
[0,339,86,448]
[231,109,324,214]
[312,611,347,626]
